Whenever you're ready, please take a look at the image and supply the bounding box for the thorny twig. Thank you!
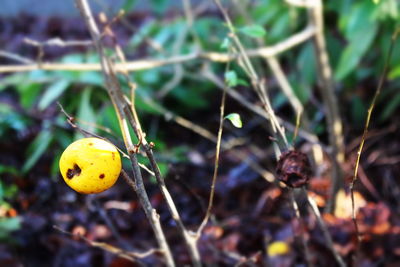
[101,11,202,266]
[201,68,326,151]
[213,0,289,150]
[349,27,400,262]
[305,189,346,267]
[214,1,345,265]
[231,0,325,173]
[57,102,105,139]
[74,0,175,265]
[232,0,304,144]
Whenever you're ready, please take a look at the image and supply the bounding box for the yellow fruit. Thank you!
[267,241,290,256]
[59,138,121,194]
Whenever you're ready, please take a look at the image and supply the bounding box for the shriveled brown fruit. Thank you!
[276,150,311,188]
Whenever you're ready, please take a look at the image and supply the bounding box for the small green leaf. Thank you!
[38,80,69,110]
[220,37,230,50]
[388,65,400,80]
[225,113,243,128]
[239,25,266,38]
[225,71,238,87]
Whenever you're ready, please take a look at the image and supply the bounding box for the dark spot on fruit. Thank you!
[66,164,82,179]
[66,169,74,179]
[99,174,105,179]
[112,152,115,160]
[89,143,93,146]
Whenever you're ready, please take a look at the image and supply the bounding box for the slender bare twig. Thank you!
[222,2,341,265]
[54,225,158,265]
[304,189,345,267]
[53,225,161,266]
[89,198,130,249]
[232,0,304,145]
[307,0,345,212]
[349,27,400,261]
[0,26,315,73]
[285,0,314,8]
[123,104,202,266]
[23,37,93,47]
[0,50,34,64]
[132,92,275,183]
[22,37,92,65]
[201,67,325,150]
[232,0,324,166]
[74,0,175,266]
[57,102,105,139]
[213,0,289,151]
[285,0,345,212]
[289,191,313,267]
[196,78,227,236]
[100,12,202,265]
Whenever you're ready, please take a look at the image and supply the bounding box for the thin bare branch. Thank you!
[23,37,93,47]
[231,0,305,147]
[304,189,346,267]
[349,27,400,261]
[285,0,314,8]
[0,26,315,73]
[74,0,175,266]
[196,82,226,236]
[213,0,289,150]
[289,191,313,267]
[306,0,345,212]
[0,50,34,64]
[53,225,158,265]
[104,10,202,264]
[202,67,325,150]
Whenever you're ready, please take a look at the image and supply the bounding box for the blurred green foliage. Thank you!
[0,0,399,186]
[0,174,20,241]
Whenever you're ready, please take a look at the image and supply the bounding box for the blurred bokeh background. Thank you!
[1,0,400,266]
